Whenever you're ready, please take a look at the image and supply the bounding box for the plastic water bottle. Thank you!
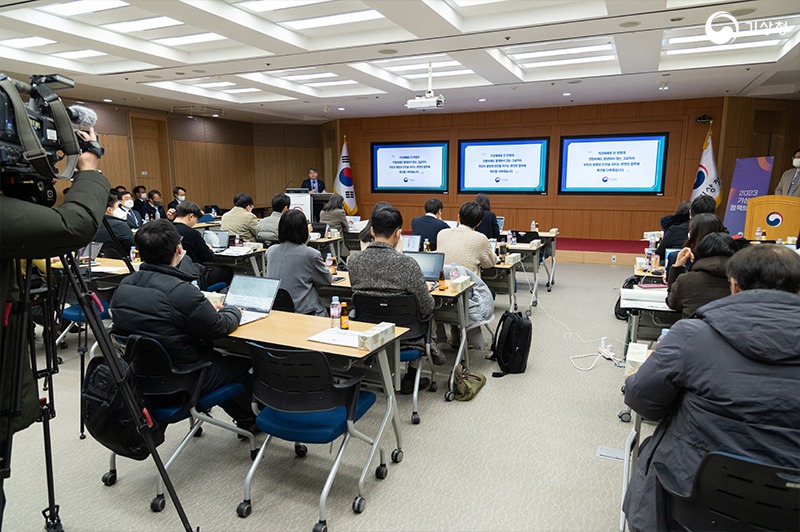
[330,296,341,328]
[755,226,762,240]
[510,232,517,246]
[143,213,150,223]
[129,246,136,262]
[325,253,333,270]
[530,219,536,232]
[325,224,331,239]
[211,208,217,217]
[234,234,241,246]
[449,263,459,281]
[655,328,669,348]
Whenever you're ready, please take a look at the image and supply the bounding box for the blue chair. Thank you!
[654,451,800,531]
[237,345,385,532]
[352,292,436,424]
[101,334,258,513]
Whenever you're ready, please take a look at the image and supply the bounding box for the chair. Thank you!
[311,222,328,234]
[238,345,385,532]
[101,334,258,513]
[343,230,362,252]
[351,293,436,425]
[654,451,800,531]
[273,288,296,313]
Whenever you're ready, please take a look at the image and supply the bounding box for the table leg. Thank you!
[508,264,517,311]
[530,247,541,307]
[447,292,470,397]
[376,342,402,451]
[544,237,556,290]
[248,255,260,277]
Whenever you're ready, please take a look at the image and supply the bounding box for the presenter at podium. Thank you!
[301,167,327,193]
[774,148,800,197]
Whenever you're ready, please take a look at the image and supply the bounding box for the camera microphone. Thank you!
[68,105,97,128]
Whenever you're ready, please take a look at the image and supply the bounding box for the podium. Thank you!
[744,195,800,241]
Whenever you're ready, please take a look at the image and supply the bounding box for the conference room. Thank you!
[2,0,799,530]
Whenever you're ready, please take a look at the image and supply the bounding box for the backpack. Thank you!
[488,310,532,377]
[82,356,164,460]
[614,275,639,320]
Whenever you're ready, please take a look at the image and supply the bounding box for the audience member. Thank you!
[94,193,135,258]
[474,193,500,240]
[132,185,148,215]
[265,210,332,315]
[221,193,258,243]
[114,185,127,194]
[110,220,254,430]
[118,190,142,229]
[141,189,168,221]
[659,200,690,231]
[664,212,725,273]
[359,201,402,251]
[411,198,450,251]
[173,202,233,289]
[319,193,350,257]
[167,186,186,211]
[256,193,290,244]
[773,147,800,197]
[348,207,446,393]
[437,201,497,274]
[666,232,738,316]
[655,193,716,260]
[623,244,800,531]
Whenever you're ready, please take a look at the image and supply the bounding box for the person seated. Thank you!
[411,198,450,251]
[659,200,690,232]
[318,193,350,257]
[221,193,259,243]
[666,232,738,316]
[109,220,255,430]
[167,186,186,211]
[118,190,142,230]
[656,194,716,261]
[664,212,725,274]
[140,189,169,222]
[622,243,800,532]
[348,206,446,393]
[132,185,148,215]
[173,202,233,289]
[358,201,402,252]
[256,193,289,245]
[474,193,500,240]
[265,210,332,316]
[94,194,135,258]
[436,201,498,274]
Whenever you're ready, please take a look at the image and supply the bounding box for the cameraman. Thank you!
[0,127,109,518]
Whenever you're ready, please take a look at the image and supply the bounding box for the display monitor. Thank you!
[458,138,548,193]
[371,141,448,192]
[559,133,668,195]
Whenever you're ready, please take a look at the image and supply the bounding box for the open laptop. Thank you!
[345,215,361,225]
[223,276,281,325]
[404,251,445,284]
[204,230,229,251]
[402,234,421,252]
[496,216,505,232]
[78,241,103,265]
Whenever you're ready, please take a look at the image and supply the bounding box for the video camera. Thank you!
[0,73,99,207]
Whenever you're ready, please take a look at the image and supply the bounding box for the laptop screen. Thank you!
[496,216,504,232]
[224,276,280,313]
[404,251,445,281]
[204,230,229,249]
[79,241,103,261]
[402,234,421,252]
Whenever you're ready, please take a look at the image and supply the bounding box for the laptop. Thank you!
[345,216,361,224]
[78,241,103,265]
[515,230,539,244]
[404,251,445,282]
[443,220,458,229]
[402,234,421,252]
[223,276,281,325]
[204,230,229,251]
[496,216,505,232]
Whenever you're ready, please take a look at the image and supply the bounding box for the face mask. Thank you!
[793,158,800,168]
[139,193,147,200]
[154,200,162,206]
[123,199,134,209]
[177,195,186,202]
[112,207,127,220]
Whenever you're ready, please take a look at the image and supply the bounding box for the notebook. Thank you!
[223,276,281,325]
[496,216,505,232]
[204,230,229,251]
[402,234,421,252]
[404,251,445,282]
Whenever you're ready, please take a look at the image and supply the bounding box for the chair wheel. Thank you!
[236,500,252,518]
[57,356,63,364]
[391,449,403,463]
[313,521,328,532]
[193,426,203,437]
[150,495,165,512]
[445,391,455,402]
[59,342,68,350]
[411,412,420,425]
[101,471,117,486]
[295,443,308,458]
[79,433,86,440]
[619,411,632,423]
[352,495,366,514]
[251,448,259,460]
[428,381,438,392]
[375,464,388,479]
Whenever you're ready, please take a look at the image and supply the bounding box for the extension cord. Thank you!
[598,346,615,360]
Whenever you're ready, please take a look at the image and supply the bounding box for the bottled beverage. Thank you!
[423,239,430,252]
[143,213,150,223]
[325,253,333,270]
[130,246,136,262]
[449,263,459,281]
[330,296,341,328]
[761,231,767,241]
[438,269,446,291]
[330,256,337,275]
[655,328,670,348]
[648,236,657,250]
[498,242,507,263]
[234,234,241,246]
[755,226,762,240]
[510,232,517,246]
[340,302,349,329]
[530,219,536,232]
[211,208,217,217]
[325,224,331,239]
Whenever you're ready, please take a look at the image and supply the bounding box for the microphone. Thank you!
[68,105,97,128]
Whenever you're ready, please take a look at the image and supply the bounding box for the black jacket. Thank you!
[125,208,142,229]
[475,210,500,240]
[411,215,450,250]
[655,220,689,260]
[110,263,241,367]
[174,222,214,264]
[94,215,135,258]
[141,202,167,221]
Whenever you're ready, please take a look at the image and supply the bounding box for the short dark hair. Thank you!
[726,243,800,293]
[685,213,725,250]
[371,207,403,239]
[133,185,146,194]
[115,185,127,192]
[175,201,203,219]
[106,194,119,210]
[173,186,186,196]
[360,201,395,243]
[323,193,344,211]
[233,193,254,208]
[690,194,716,216]
[694,232,737,261]
[459,201,484,228]
[308,166,318,173]
[271,193,290,212]
[475,193,491,211]
[147,189,161,200]
[135,219,181,265]
[120,190,132,200]
[424,198,443,214]
[278,209,309,245]
[794,147,800,156]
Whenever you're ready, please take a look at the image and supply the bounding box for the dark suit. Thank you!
[133,197,147,216]
[167,198,183,211]
[124,208,142,230]
[141,202,168,221]
[174,222,233,288]
[475,210,500,240]
[301,178,326,193]
[411,214,450,250]
[94,215,135,258]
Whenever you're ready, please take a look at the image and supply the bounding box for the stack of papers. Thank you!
[307,328,360,348]
[217,247,253,256]
[620,288,670,311]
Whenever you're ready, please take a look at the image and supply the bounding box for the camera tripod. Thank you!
[0,240,195,531]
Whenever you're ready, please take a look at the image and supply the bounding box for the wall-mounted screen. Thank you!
[458,138,548,194]
[371,141,448,192]
[559,134,668,195]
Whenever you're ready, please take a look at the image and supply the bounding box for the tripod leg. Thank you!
[78,325,87,440]
[39,400,62,532]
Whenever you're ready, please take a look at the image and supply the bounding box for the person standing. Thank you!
[301,167,326,193]
[774,147,800,197]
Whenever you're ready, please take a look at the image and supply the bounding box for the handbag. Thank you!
[453,364,486,401]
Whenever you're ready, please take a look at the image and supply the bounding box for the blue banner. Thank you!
[723,157,773,236]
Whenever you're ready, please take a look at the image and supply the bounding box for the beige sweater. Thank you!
[220,206,258,242]
[436,224,497,274]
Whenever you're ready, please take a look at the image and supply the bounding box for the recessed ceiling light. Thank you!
[511,44,612,61]
[103,16,183,33]
[40,0,128,17]
[305,80,358,87]
[378,48,398,55]
[283,9,383,30]
[405,69,472,79]
[523,55,615,68]
[0,36,56,48]
[658,82,669,91]
[224,87,262,94]
[282,72,337,81]
[670,17,684,22]
[337,107,345,111]
[211,114,220,118]
[154,33,226,47]
[619,21,640,28]
[478,98,486,102]
[54,49,106,59]
[102,98,112,102]
[665,40,780,56]
[562,92,571,96]
[194,81,236,88]
[239,0,330,13]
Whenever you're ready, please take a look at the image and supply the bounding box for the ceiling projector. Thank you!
[405,91,446,110]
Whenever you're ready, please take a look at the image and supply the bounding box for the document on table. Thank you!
[620,288,670,311]
[217,247,253,256]
[91,266,127,273]
[307,328,360,348]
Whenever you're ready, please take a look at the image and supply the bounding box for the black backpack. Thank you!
[82,356,164,460]
[614,275,639,320]
[488,311,532,377]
